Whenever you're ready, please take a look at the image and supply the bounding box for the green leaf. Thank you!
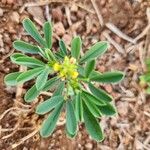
[82,95,101,117]
[24,77,59,102]
[99,103,116,116]
[66,128,76,138]
[66,100,77,135]
[36,96,64,114]
[24,84,40,102]
[43,21,52,49]
[59,39,67,55]
[40,102,63,137]
[83,102,104,141]
[53,82,65,96]
[11,55,45,68]
[75,92,83,122]
[84,59,95,77]
[88,83,112,102]
[36,66,50,90]
[82,91,106,106]
[13,40,40,54]
[90,71,124,83]
[42,77,59,91]
[80,41,108,63]
[146,87,150,94]
[23,18,46,47]
[71,36,82,59]
[17,67,44,84]
[4,72,22,86]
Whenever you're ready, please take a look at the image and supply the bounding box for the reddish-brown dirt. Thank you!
[0,0,150,149]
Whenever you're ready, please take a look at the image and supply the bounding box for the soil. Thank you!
[0,0,150,150]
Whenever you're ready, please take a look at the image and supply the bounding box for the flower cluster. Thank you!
[53,56,79,81]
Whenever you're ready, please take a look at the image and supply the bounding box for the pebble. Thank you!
[0,8,3,17]
[62,34,72,45]
[54,22,65,36]
[10,11,20,23]
[85,143,93,150]
[52,7,63,21]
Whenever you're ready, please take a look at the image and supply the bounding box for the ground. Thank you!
[0,0,150,149]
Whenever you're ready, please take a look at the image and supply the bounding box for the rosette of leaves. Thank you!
[4,18,124,141]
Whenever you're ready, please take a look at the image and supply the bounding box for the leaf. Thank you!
[35,66,50,90]
[84,59,95,77]
[82,91,106,106]
[71,36,82,59]
[53,82,65,96]
[99,103,116,116]
[80,41,108,63]
[17,67,44,84]
[43,21,52,49]
[90,71,124,83]
[40,102,63,137]
[88,83,112,102]
[24,84,40,102]
[4,72,22,86]
[13,40,40,54]
[10,53,25,63]
[75,92,83,122]
[11,55,45,68]
[59,39,67,55]
[66,128,76,138]
[146,87,150,94]
[66,100,77,135]
[23,18,46,46]
[25,77,59,102]
[83,102,104,141]
[42,77,59,91]
[82,95,101,117]
[36,96,64,114]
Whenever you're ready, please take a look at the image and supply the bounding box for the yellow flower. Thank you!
[71,71,79,79]
[70,57,76,64]
[53,63,61,71]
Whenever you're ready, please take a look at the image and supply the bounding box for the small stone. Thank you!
[105,85,112,93]
[54,22,65,36]
[10,11,20,23]
[27,6,45,24]
[62,34,72,45]
[0,8,4,17]
[85,143,93,150]
[52,7,63,21]
[7,0,15,4]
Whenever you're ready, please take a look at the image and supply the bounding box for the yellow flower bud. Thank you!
[70,57,76,64]
[71,71,79,79]
[53,63,61,71]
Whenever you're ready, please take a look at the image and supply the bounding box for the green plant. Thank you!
[4,18,124,141]
[140,59,150,94]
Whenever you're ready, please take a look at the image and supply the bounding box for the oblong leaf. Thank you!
[4,72,22,86]
[66,100,77,135]
[88,83,112,102]
[36,96,64,114]
[17,67,44,84]
[13,40,40,54]
[23,18,46,46]
[83,102,104,141]
[53,82,65,96]
[36,66,50,90]
[71,36,82,59]
[90,71,124,83]
[84,59,95,77]
[40,102,63,137]
[82,91,106,106]
[24,84,40,102]
[59,39,67,55]
[75,92,83,122]
[82,95,101,117]
[42,77,59,91]
[12,55,45,68]
[80,41,108,63]
[43,21,52,49]
[99,103,116,116]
